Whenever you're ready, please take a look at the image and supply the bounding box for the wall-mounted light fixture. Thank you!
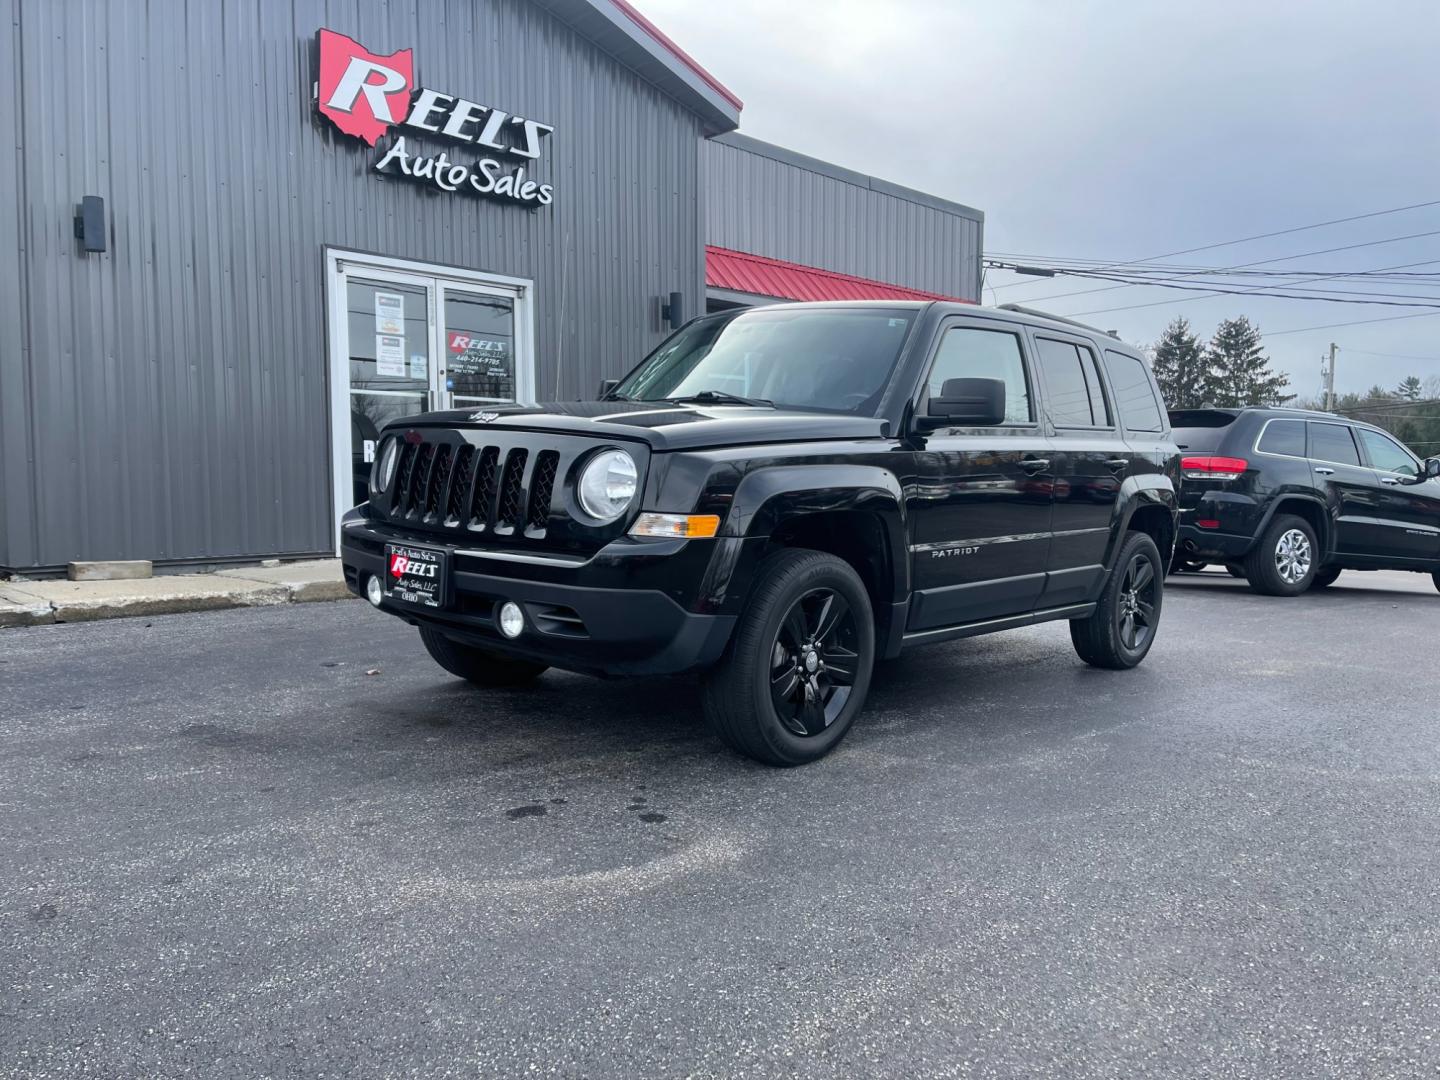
[660,290,684,330]
[73,196,106,253]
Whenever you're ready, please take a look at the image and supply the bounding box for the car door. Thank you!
[1306,421,1382,556]
[906,319,1055,632]
[1354,426,1440,562]
[1029,332,1126,607]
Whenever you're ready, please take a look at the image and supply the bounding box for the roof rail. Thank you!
[998,303,1119,339]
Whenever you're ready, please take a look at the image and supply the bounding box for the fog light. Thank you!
[365,575,384,607]
[498,601,525,639]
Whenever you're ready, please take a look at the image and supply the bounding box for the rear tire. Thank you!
[1244,514,1318,596]
[1071,531,1164,670]
[701,549,875,766]
[419,626,548,687]
[1226,564,1246,579]
[1310,566,1342,590]
[1432,571,1440,594]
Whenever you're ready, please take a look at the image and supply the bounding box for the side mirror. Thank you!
[920,377,1006,429]
[1425,457,1440,480]
[597,378,620,400]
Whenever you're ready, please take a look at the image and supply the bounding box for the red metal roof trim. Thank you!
[705,246,974,304]
[609,0,745,111]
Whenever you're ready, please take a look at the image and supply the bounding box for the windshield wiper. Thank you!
[601,389,633,401]
[664,389,774,408]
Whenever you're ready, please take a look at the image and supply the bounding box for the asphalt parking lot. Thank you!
[4,569,1440,1078]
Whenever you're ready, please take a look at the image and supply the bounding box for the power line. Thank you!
[1332,397,1440,413]
[1030,272,1440,309]
[1021,230,1440,311]
[987,198,1440,294]
[1338,348,1440,362]
[1266,310,1440,337]
[990,265,1440,306]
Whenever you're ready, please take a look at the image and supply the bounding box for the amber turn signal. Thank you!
[629,513,722,539]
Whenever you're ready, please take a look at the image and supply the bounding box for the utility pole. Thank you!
[1323,342,1338,411]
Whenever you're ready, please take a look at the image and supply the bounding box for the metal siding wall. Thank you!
[703,139,981,301]
[3,0,705,570]
[0,0,23,570]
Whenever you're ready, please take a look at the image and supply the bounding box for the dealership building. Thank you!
[0,0,983,575]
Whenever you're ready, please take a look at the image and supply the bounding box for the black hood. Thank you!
[399,400,891,451]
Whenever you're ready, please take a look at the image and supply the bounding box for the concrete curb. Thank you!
[0,560,355,628]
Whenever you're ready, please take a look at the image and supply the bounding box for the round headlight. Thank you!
[576,449,638,522]
[371,436,400,494]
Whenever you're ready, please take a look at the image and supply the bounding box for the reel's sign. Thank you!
[315,29,555,207]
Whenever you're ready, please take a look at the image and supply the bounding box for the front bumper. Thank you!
[340,510,736,677]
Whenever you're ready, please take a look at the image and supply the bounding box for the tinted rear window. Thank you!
[1308,422,1361,466]
[1102,351,1164,432]
[1257,419,1306,457]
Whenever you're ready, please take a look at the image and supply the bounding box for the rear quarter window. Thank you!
[1102,350,1165,433]
[1257,419,1306,457]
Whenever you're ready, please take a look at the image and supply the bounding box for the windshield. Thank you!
[613,307,916,415]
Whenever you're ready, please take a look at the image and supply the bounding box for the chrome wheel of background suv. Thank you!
[1242,514,1319,597]
[1274,528,1313,585]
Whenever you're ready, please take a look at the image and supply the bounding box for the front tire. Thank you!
[1070,531,1164,670]
[419,626,548,687]
[701,549,875,766]
[1244,514,1318,596]
[1310,566,1342,590]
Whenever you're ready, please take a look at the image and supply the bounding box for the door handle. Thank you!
[1314,466,1335,476]
[1380,476,1401,486]
[1104,458,1130,471]
[1019,458,1051,474]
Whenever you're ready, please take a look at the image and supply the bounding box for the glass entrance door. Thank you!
[326,251,536,543]
[345,276,434,507]
[442,286,519,408]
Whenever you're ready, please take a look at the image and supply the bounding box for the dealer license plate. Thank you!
[384,543,449,609]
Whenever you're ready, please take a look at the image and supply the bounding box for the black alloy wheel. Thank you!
[1115,548,1159,653]
[768,587,861,737]
[701,548,875,766]
[1070,531,1164,670]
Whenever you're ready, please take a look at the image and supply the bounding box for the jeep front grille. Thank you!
[378,432,603,543]
[527,451,560,530]
[495,449,528,534]
[468,446,500,528]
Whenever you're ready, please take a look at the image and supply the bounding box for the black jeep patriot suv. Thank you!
[1170,406,1440,595]
[341,302,1181,764]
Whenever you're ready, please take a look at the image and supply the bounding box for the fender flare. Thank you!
[698,464,909,615]
[1105,476,1179,569]
[1254,493,1334,560]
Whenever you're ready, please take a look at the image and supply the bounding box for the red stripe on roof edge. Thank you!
[705,246,975,304]
[609,0,745,112]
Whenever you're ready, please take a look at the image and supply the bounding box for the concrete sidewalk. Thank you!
[0,559,353,628]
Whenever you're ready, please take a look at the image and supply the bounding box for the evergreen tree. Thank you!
[1396,375,1423,401]
[1203,317,1291,407]
[1149,317,1207,409]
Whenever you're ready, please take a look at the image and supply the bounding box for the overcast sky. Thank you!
[645,0,1440,399]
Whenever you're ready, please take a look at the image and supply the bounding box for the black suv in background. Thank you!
[341,302,1180,765]
[1170,407,1440,595]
